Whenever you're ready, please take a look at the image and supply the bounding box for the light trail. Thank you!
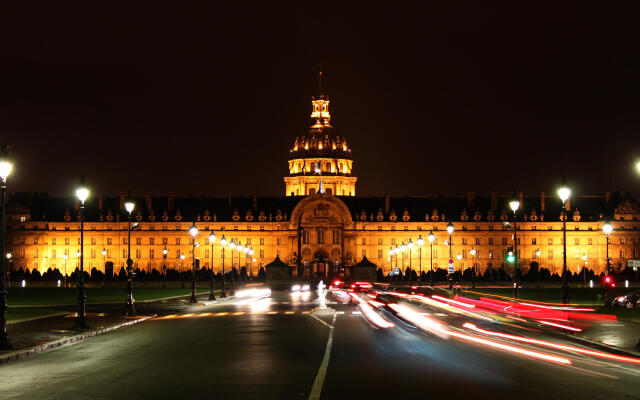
[536,320,583,332]
[463,323,640,365]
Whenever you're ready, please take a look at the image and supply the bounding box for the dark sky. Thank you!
[1,3,639,198]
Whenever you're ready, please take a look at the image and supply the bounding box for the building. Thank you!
[6,74,640,279]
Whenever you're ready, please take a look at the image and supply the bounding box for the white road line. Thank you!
[308,313,337,400]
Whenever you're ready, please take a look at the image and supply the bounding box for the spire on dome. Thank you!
[310,65,331,128]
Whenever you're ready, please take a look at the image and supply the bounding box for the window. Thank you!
[433,250,438,259]
[150,249,154,259]
[246,238,251,245]
[260,249,265,258]
[204,249,209,258]
[34,237,39,244]
[574,238,580,245]
[65,238,70,245]
[33,249,38,258]
[176,238,181,245]
[150,238,154,245]
[488,238,494,245]
[91,249,96,258]
[136,249,141,258]
[378,226,382,231]
[52,238,56,245]
[260,238,265,245]
[136,238,142,245]
[488,226,494,231]
[302,230,310,244]
[462,238,468,245]
[489,250,493,259]
[516,238,520,245]
[123,249,127,258]
[475,238,480,245]
[77,238,81,245]
[123,238,128,245]
[332,230,340,244]
[620,237,626,245]
[276,238,281,245]
[548,238,553,245]
[462,250,467,258]
[89,237,95,245]
[107,250,112,258]
[107,237,112,245]
[361,249,366,258]
[391,226,395,231]
[574,249,580,258]
[378,238,383,245]
[176,250,180,259]
[548,250,553,259]
[531,238,536,245]
[502,238,507,245]
[162,237,167,245]
[317,230,324,244]
[52,249,56,258]
[361,238,366,245]
[391,238,396,245]
[620,249,626,258]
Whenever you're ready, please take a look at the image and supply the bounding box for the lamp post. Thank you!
[582,253,588,288]
[189,224,198,303]
[407,239,414,283]
[180,253,185,288]
[535,249,541,288]
[509,195,520,299]
[400,242,406,284]
[447,222,454,290]
[124,195,136,316]
[101,248,106,288]
[236,242,244,285]
[428,231,435,287]
[243,245,250,284]
[220,236,227,298]
[248,248,254,280]
[603,221,613,306]
[72,179,90,330]
[229,240,236,295]
[0,145,13,348]
[470,247,476,289]
[162,247,168,289]
[417,235,424,286]
[63,254,68,287]
[558,180,571,304]
[388,247,394,284]
[208,232,216,300]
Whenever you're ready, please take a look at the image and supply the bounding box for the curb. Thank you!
[0,314,157,365]
[9,291,211,308]
[8,311,71,325]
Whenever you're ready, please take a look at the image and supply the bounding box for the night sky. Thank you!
[1,3,639,198]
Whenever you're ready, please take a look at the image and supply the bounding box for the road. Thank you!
[1,286,639,399]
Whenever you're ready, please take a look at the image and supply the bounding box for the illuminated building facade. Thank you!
[6,74,640,279]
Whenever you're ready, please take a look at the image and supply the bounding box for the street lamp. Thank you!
[73,177,90,329]
[162,247,168,289]
[0,144,13,348]
[124,194,136,316]
[388,247,394,284]
[208,231,216,300]
[407,239,414,283]
[447,222,454,290]
[509,194,520,299]
[188,223,198,303]
[558,179,571,304]
[63,254,69,287]
[470,247,476,289]
[400,242,406,283]
[248,248,254,279]
[603,221,613,305]
[243,245,250,284]
[582,253,588,287]
[101,248,106,288]
[535,249,541,288]
[428,231,435,287]
[230,240,237,295]
[220,235,227,298]
[416,235,424,286]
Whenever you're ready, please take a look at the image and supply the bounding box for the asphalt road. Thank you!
[1,288,640,400]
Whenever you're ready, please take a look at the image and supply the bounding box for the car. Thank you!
[613,291,640,309]
[348,281,373,292]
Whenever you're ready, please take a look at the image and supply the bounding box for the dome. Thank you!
[289,127,352,160]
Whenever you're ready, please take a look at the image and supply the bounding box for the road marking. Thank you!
[310,314,334,329]
[232,312,245,316]
[196,313,212,317]
[302,311,311,314]
[352,311,362,315]
[336,311,344,314]
[267,311,279,314]
[285,311,295,314]
[309,312,337,400]
[215,312,228,316]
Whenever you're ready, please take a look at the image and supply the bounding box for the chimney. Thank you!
[384,191,391,214]
[145,191,152,212]
[519,192,524,208]
[74,199,80,211]
[490,192,498,210]
[540,192,546,211]
[605,191,611,205]
[252,192,258,211]
[467,192,475,210]
[228,192,232,207]
[98,193,103,211]
[565,198,571,211]
[168,192,175,212]
[119,192,126,210]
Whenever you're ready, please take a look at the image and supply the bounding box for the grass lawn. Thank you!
[460,286,636,305]
[6,284,212,307]
[7,307,69,322]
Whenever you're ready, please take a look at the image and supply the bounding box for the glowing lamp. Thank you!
[229,240,236,250]
[416,235,424,247]
[558,186,571,204]
[456,253,462,260]
[407,239,414,249]
[180,254,185,260]
[209,232,216,243]
[400,242,406,252]
[124,198,135,214]
[470,248,476,256]
[189,224,198,237]
[603,222,613,236]
[249,248,254,256]
[220,236,227,247]
[446,223,454,235]
[536,250,541,257]
[101,248,106,256]
[428,231,435,243]
[582,254,587,261]
[162,247,168,256]
[509,198,520,213]
[244,246,250,254]
[76,187,89,204]
[388,248,394,256]
[0,145,12,181]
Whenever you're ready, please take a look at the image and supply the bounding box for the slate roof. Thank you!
[7,192,633,223]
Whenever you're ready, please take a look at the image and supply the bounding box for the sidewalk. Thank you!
[0,312,154,364]
[577,319,640,351]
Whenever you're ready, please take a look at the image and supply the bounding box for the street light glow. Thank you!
[428,231,435,243]
[470,248,476,256]
[75,187,89,204]
[220,235,227,247]
[416,235,424,247]
[603,221,613,236]
[446,222,454,235]
[124,199,135,214]
[558,186,571,203]
[509,199,520,213]
[407,239,414,249]
[189,224,198,237]
[209,232,216,243]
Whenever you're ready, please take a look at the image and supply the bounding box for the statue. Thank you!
[317,280,327,309]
